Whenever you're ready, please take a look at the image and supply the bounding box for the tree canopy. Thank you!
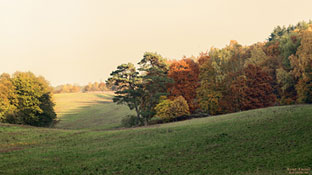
[107,21,312,125]
[0,72,56,126]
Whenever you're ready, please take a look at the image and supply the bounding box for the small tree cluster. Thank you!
[54,84,81,93]
[107,52,172,125]
[83,82,108,92]
[0,72,56,126]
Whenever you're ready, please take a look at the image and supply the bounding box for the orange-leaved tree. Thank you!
[168,58,199,113]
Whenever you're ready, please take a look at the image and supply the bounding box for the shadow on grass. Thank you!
[53,99,131,130]
[95,93,114,100]
[75,101,112,104]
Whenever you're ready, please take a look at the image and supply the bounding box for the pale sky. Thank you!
[0,0,311,86]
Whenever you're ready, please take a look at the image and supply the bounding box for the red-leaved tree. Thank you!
[236,64,276,110]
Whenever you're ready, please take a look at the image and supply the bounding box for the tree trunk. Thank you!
[134,105,140,121]
[144,119,148,126]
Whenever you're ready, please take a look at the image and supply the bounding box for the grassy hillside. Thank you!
[54,92,134,130]
[1,103,312,174]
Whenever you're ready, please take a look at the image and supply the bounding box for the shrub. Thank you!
[121,115,142,128]
[155,96,190,121]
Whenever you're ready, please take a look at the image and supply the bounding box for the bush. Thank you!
[121,115,142,128]
[154,96,190,121]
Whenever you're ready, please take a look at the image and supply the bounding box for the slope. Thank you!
[0,105,311,174]
[54,92,134,130]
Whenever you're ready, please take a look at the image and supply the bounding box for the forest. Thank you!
[107,21,312,126]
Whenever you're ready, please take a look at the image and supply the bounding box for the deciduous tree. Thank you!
[11,72,56,126]
[290,28,312,103]
[168,58,199,112]
[0,73,18,122]
[239,65,276,110]
[197,56,222,115]
[0,72,56,126]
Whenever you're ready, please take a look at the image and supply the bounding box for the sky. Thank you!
[0,0,311,86]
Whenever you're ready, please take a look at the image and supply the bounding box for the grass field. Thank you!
[54,92,134,130]
[0,93,312,174]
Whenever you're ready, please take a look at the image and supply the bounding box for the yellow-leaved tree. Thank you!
[155,96,190,121]
[290,27,312,103]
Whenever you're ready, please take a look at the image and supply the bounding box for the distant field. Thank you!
[54,92,134,130]
[1,104,312,174]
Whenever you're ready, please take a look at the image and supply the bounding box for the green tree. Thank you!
[0,72,56,126]
[276,68,296,104]
[244,44,268,67]
[138,52,173,125]
[11,72,56,126]
[279,32,301,70]
[107,63,143,123]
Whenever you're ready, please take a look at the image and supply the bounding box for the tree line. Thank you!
[53,81,110,94]
[107,21,312,126]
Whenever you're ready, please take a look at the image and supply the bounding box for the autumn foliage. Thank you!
[0,72,56,126]
[155,96,190,120]
[233,65,276,110]
[108,21,312,125]
[168,58,199,113]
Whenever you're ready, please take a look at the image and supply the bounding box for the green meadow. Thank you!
[0,93,312,175]
[53,92,134,130]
